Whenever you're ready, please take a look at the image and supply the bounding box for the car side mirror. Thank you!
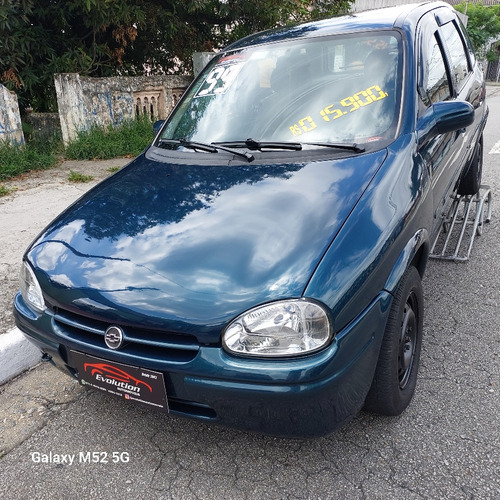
[153,120,165,135]
[417,101,474,142]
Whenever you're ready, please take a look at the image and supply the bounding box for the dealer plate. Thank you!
[71,351,168,411]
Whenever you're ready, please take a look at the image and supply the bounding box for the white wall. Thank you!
[0,84,24,146]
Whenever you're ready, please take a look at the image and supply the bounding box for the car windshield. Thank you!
[160,31,402,147]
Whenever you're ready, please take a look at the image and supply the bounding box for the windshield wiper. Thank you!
[218,138,303,151]
[157,138,254,162]
[218,138,364,153]
[158,138,363,158]
[304,142,365,153]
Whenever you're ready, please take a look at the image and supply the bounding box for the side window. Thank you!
[457,17,476,67]
[440,21,470,92]
[421,33,451,106]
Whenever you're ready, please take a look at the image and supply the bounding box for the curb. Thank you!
[0,328,41,385]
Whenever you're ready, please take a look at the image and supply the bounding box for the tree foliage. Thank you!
[0,0,352,112]
[1,0,143,111]
[455,2,500,60]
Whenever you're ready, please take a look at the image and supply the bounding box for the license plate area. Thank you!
[71,351,168,411]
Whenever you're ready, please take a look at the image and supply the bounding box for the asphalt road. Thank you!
[0,89,499,499]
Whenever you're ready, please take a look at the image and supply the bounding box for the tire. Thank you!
[364,266,423,416]
[457,135,483,195]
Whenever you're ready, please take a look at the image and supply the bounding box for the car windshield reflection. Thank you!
[161,32,402,147]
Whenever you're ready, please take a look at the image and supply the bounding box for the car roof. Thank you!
[224,1,455,50]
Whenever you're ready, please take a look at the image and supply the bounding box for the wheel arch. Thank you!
[383,228,429,295]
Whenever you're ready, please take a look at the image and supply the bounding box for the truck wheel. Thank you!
[364,266,423,416]
[458,136,483,195]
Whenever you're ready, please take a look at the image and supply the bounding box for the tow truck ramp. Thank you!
[430,185,492,262]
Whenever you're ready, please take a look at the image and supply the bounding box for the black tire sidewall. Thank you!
[365,266,424,416]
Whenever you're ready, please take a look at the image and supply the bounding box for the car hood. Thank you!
[28,151,387,340]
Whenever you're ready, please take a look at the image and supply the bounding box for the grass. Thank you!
[0,139,60,181]
[0,116,153,183]
[65,115,154,160]
[68,170,94,183]
[0,184,11,197]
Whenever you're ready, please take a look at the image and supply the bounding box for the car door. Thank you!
[416,8,476,225]
[438,13,486,185]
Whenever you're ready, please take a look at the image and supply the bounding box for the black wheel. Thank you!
[364,266,423,416]
[458,135,483,195]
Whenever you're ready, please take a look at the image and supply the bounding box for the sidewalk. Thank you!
[0,157,131,385]
[0,328,40,385]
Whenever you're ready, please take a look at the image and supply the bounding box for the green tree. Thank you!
[121,0,352,75]
[1,0,352,113]
[1,0,144,111]
[455,2,500,60]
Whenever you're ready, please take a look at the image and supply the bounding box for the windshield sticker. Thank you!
[195,59,245,98]
[288,85,388,137]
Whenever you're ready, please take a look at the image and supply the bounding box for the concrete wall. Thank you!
[24,112,61,142]
[352,0,406,11]
[353,0,467,22]
[193,52,216,77]
[0,84,24,146]
[55,73,192,144]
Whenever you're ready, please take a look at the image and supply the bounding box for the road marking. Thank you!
[489,140,500,154]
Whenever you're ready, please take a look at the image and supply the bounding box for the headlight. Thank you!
[20,261,46,312]
[223,299,332,357]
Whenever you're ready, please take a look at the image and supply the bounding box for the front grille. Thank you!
[52,308,200,364]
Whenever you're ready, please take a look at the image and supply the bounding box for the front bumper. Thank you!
[14,291,391,437]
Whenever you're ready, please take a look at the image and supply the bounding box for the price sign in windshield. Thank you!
[195,57,245,98]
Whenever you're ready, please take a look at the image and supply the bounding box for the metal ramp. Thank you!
[429,185,492,262]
